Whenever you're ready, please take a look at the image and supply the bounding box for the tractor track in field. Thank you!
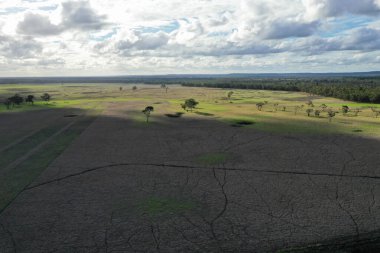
[2,120,76,173]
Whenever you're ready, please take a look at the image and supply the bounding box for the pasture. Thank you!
[0,84,379,252]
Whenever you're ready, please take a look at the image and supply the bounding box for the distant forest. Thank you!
[180,78,380,104]
[1,74,380,103]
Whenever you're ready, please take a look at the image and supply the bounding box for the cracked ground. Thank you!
[0,101,380,252]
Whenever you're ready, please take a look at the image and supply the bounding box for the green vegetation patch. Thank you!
[137,196,195,216]
[196,152,230,166]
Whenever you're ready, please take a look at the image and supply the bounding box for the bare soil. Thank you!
[0,102,379,252]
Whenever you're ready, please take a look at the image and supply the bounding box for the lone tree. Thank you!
[227,91,234,102]
[273,103,279,112]
[320,104,328,111]
[342,105,349,115]
[119,86,123,91]
[26,95,35,105]
[132,86,137,91]
[256,102,265,111]
[306,108,313,117]
[327,110,337,122]
[161,84,168,93]
[41,93,51,103]
[181,98,198,112]
[142,106,154,123]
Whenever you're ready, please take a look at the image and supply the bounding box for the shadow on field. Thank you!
[0,106,380,253]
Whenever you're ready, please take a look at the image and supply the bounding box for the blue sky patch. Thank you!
[319,15,375,38]
[136,21,179,34]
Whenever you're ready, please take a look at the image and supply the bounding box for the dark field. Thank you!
[0,84,379,252]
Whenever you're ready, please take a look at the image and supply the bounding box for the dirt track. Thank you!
[1,102,380,252]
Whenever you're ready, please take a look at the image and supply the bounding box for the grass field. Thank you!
[1,83,379,138]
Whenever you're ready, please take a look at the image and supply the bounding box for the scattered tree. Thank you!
[306,108,313,117]
[320,104,328,111]
[273,103,279,112]
[9,94,24,106]
[26,95,35,105]
[227,91,234,102]
[282,106,286,111]
[314,110,321,117]
[142,106,154,123]
[327,110,337,122]
[41,93,51,103]
[182,98,198,112]
[342,105,349,115]
[256,102,265,111]
[161,84,168,93]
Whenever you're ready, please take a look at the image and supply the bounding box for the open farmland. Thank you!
[0,84,380,252]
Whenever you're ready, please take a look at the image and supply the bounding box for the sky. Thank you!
[0,0,380,76]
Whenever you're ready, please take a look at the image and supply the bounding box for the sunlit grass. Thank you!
[1,84,379,137]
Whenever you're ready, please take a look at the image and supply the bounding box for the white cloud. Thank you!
[18,13,62,35]
[0,0,379,76]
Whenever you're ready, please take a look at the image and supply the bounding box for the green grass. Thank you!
[2,84,380,138]
[137,196,195,216]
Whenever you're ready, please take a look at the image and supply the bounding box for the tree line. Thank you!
[3,93,51,109]
[180,77,380,103]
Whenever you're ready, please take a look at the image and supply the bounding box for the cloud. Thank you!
[263,20,320,39]
[38,58,65,65]
[287,27,380,55]
[17,13,62,35]
[115,31,170,52]
[173,18,205,44]
[1,0,380,75]
[0,35,42,58]
[61,1,108,30]
[17,1,108,36]
[303,0,380,19]
[343,27,380,50]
